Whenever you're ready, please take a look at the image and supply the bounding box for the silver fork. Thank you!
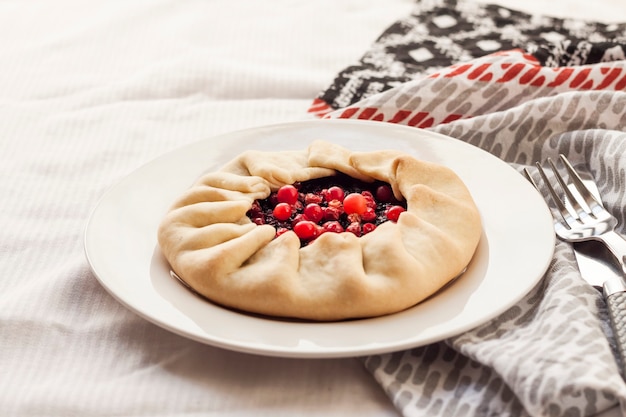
[527,154,626,377]
[533,155,626,276]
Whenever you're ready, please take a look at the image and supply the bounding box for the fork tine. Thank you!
[522,167,538,190]
[547,157,585,216]
[535,162,575,228]
[559,154,602,214]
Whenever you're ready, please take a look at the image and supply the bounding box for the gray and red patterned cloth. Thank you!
[309,0,626,117]
[310,0,626,416]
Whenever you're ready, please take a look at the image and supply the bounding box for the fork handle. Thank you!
[604,277,626,378]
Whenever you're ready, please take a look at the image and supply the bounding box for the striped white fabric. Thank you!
[1,1,625,417]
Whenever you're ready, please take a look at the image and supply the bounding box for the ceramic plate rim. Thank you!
[84,119,555,358]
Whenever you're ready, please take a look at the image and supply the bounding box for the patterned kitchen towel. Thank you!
[308,0,626,117]
[312,0,626,416]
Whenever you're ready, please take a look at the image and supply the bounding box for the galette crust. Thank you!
[157,140,482,321]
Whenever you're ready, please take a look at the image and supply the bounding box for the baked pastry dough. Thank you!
[157,140,482,321]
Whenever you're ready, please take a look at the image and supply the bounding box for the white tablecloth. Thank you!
[1,1,624,416]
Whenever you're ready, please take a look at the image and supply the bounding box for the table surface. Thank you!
[1,1,625,416]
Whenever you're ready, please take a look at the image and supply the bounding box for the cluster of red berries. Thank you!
[246,174,406,244]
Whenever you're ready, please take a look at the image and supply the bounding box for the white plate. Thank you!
[84,119,554,358]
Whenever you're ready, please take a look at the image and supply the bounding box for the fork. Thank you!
[528,154,626,376]
[533,155,626,277]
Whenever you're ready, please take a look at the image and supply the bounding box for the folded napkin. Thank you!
[311,0,626,415]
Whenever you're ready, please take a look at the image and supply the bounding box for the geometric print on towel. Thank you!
[308,0,626,117]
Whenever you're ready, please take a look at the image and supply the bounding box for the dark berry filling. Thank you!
[247,173,406,245]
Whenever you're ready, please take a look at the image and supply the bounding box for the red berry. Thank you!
[303,203,323,223]
[277,185,299,205]
[376,185,394,203]
[343,193,367,215]
[304,193,323,205]
[361,207,376,222]
[386,205,405,222]
[292,200,303,211]
[273,203,292,221]
[293,220,318,240]
[249,200,262,215]
[276,227,289,237]
[362,223,376,234]
[363,194,376,209]
[291,213,309,227]
[323,206,341,221]
[326,186,345,202]
[252,216,265,225]
[323,221,344,233]
[346,222,361,237]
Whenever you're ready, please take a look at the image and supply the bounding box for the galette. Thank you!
[157,140,482,321]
